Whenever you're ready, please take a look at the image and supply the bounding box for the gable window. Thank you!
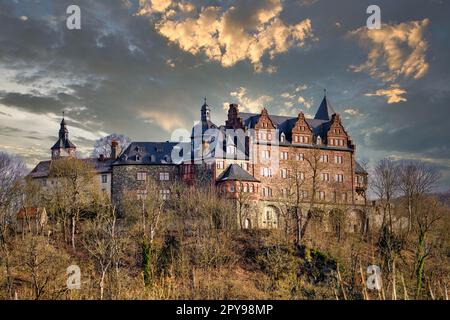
[280,133,286,143]
[227,145,237,155]
[102,174,108,184]
[294,135,299,143]
[159,172,170,181]
[137,172,147,181]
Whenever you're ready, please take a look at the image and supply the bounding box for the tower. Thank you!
[201,97,211,122]
[51,113,77,160]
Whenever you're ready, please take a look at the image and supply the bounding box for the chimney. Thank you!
[111,140,120,160]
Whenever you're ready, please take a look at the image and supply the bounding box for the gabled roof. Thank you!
[355,161,368,175]
[314,95,336,121]
[113,141,179,165]
[240,112,330,141]
[28,158,113,178]
[216,164,259,183]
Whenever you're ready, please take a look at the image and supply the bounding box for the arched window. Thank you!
[280,133,286,143]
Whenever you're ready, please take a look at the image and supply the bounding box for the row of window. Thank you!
[137,189,171,200]
[137,172,171,181]
[261,167,345,183]
[259,152,344,164]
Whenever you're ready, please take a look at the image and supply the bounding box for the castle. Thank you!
[30,93,369,232]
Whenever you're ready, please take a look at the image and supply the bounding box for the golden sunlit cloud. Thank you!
[349,19,430,82]
[137,0,314,72]
[365,85,407,104]
[223,87,273,113]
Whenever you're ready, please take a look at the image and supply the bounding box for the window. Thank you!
[335,174,344,183]
[301,190,308,199]
[296,153,304,161]
[281,188,288,197]
[102,174,108,184]
[280,152,289,160]
[137,190,147,200]
[320,155,329,163]
[321,173,330,182]
[244,184,248,193]
[294,135,299,143]
[160,189,170,200]
[261,150,271,159]
[335,155,343,164]
[262,187,272,197]
[217,161,224,169]
[342,193,348,203]
[299,136,309,143]
[281,168,288,179]
[249,184,254,193]
[297,172,305,180]
[318,191,326,201]
[137,172,147,181]
[42,179,47,187]
[262,167,272,177]
[230,185,235,193]
[260,132,267,140]
[280,133,286,143]
[159,172,170,181]
[227,145,237,155]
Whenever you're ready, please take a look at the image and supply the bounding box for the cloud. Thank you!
[297,95,313,109]
[343,108,362,116]
[141,110,186,132]
[139,0,314,72]
[349,19,430,82]
[224,87,273,113]
[365,85,407,104]
[135,0,173,15]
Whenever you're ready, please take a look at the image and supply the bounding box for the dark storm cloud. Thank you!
[0,0,450,190]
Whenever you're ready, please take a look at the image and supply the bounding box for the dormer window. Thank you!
[136,155,141,161]
[280,133,286,143]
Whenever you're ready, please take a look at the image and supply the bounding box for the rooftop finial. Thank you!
[62,110,65,119]
[204,96,207,105]
[324,88,327,97]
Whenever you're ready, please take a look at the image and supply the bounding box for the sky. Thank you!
[0,0,450,190]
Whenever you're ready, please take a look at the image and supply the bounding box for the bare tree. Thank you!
[301,146,327,240]
[82,204,120,300]
[413,197,443,298]
[92,133,131,159]
[371,158,399,233]
[398,161,440,235]
[47,158,98,250]
[0,152,26,299]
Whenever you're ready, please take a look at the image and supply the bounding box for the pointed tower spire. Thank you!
[51,113,76,159]
[314,89,336,121]
[201,96,211,122]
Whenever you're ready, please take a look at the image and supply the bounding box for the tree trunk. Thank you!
[71,215,76,250]
[100,271,106,300]
[391,259,397,300]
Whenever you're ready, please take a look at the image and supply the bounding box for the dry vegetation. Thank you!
[0,152,449,300]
